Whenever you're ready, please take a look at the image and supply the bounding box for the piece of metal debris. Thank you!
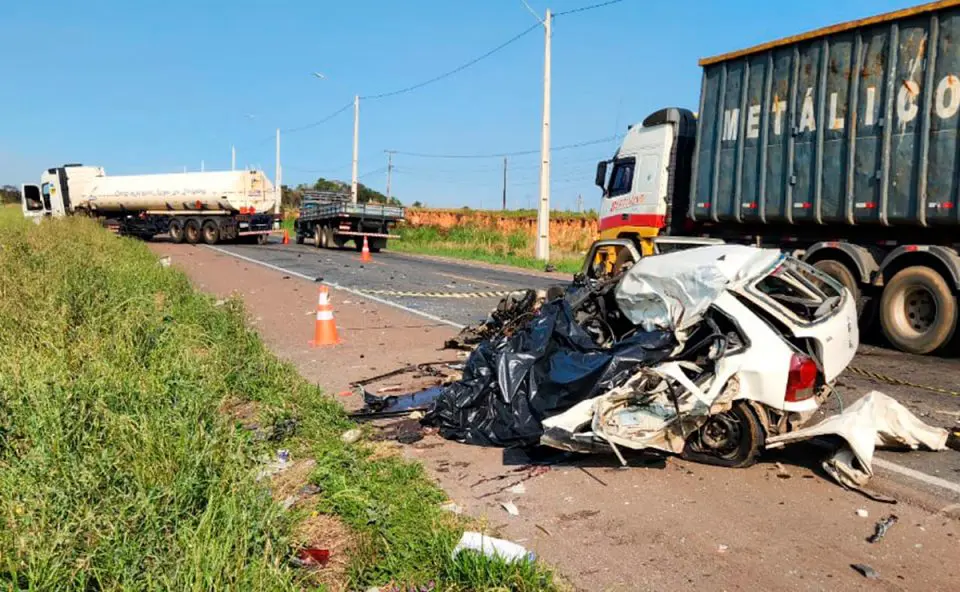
[535,524,552,536]
[501,501,520,516]
[851,563,879,579]
[867,514,898,543]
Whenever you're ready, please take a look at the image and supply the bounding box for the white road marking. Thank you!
[206,245,960,497]
[205,245,465,329]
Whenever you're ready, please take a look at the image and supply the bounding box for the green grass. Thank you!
[391,225,583,275]
[0,209,557,591]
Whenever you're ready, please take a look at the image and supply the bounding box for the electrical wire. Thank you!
[281,100,354,134]
[387,135,618,159]
[554,0,626,17]
[360,23,540,100]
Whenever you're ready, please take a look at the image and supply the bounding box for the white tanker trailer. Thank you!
[21,164,278,244]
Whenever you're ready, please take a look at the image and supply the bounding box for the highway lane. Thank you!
[210,239,960,500]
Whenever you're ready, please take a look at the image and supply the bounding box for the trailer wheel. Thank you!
[202,220,220,245]
[324,226,335,249]
[295,232,305,245]
[880,266,957,354]
[369,238,386,252]
[813,260,860,311]
[184,219,201,244]
[169,219,185,244]
[256,233,269,245]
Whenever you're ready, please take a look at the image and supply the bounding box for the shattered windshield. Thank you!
[750,259,843,324]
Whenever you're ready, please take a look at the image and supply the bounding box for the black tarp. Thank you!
[423,299,675,447]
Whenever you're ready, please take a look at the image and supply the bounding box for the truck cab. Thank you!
[595,108,697,255]
[22,164,103,220]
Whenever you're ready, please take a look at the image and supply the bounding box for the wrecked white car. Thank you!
[540,244,859,467]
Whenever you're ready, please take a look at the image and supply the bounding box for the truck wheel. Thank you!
[813,260,860,311]
[313,225,323,248]
[169,219,185,244]
[295,232,305,245]
[369,238,386,252]
[184,219,201,244]
[324,227,335,249]
[880,266,957,354]
[682,402,764,468]
[202,220,220,245]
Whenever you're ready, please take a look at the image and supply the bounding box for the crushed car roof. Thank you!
[615,244,783,333]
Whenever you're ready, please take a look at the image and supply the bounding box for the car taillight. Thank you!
[785,353,818,402]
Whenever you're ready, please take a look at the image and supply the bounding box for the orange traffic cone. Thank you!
[360,236,372,263]
[282,229,290,245]
[309,286,340,346]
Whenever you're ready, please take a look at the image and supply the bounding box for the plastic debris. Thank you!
[341,428,363,444]
[296,547,330,566]
[851,563,879,579]
[507,482,527,495]
[856,509,869,518]
[501,501,520,516]
[158,256,171,267]
[867,514,899,543]
[440,501,464,515]
[717,544,729,553]
[451,532,535,564]
[255,449,291,481]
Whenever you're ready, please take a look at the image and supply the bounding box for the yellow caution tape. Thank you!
[354,288,513,299]
[846,366,960,397]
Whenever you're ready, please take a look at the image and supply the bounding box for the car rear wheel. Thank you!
[880,266,957,354]
[682,402,764,468]
[184,219,201,244]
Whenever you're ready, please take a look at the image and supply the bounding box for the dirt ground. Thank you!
[152,242,960,592]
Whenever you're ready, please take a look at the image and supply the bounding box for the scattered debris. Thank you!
[717,544,729,553]
[507,482,527,495]
[501,501,520,516]
[377,385,402,394]
[440,501,464,515]
[341,428,363,444]
[867,514,899,543]
[535,524,552,536]
[256,449,291,481]
[158,255,171,267]
[578,466,608,486]
[856,509,869,518]
[295,547,330,567]
[775,462,791,479]
[269,417,298,441]
[851,563,880,579]
[443,289,546,351]
[408,410,425,420]
[544,263,557,272]
[451,532,535,564]
[475,466,551,499]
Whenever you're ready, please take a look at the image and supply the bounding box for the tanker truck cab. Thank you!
[22,164,101,220]
[595,108,697,255]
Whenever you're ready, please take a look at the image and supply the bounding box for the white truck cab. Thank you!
[22,164,103,220]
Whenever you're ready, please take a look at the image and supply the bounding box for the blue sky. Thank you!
[3,0,912,210]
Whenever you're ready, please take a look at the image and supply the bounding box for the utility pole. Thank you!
[351,95,360,204]
[577,193,583,213]
[385,150,394,201]
[201,160,205,172]
[535,9,552,261]
[275,128,282,223]
[231,145,236,171]
[502,156,508,210]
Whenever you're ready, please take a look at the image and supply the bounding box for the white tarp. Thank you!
[767,391,949,490]
[614,245,781,333]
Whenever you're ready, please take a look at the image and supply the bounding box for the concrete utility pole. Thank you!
[275,128,282,222]
[502,156,508,210]
[201,160,205,172]
[231,145,236,171]
[577,193,583,213]
[351,95,360,204]
[535,8,552,261]
[385,150,395,201]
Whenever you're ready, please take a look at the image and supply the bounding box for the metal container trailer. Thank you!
[22,165,277,244]
[596,0,960,354]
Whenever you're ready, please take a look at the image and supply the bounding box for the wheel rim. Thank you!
[693,413,743,459]
[204,226,216,242]
[903,286,937,333]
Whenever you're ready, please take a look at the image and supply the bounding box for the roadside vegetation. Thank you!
[0,207,556,591]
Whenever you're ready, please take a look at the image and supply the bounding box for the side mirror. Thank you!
[595,161,608,189]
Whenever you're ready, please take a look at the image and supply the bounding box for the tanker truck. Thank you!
[21,164,277,244]
[594,0,960,355]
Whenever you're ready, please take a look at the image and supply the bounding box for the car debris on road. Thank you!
[355,244,952,492]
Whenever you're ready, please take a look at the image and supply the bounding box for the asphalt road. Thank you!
[210,239,960,500]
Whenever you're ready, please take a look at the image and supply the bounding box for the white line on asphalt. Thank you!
[205,245,465,329]
[205,245,960,497]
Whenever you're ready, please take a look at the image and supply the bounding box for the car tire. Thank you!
[682,402,764,468]
[880,266,957,355]
[168,219,185,244]
[184,219,201,244]
[813,259,860,310]
[202,219,220,245]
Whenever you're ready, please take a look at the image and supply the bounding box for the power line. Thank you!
[554,0,626,17]
[281,100,354,134]
[360,23,540,100]
[387,135,618,159]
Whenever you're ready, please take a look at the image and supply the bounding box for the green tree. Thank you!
[0,185,20,205]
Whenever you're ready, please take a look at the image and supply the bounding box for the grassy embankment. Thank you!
[0,207,555,591]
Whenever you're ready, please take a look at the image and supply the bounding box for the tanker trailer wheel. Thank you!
[201,219,220,245]
[168,219,185,244]
[184,218,201,244]
[880,266,957,354]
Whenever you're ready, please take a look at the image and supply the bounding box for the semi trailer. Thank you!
[21,164,277,244]
[595,0,960,355]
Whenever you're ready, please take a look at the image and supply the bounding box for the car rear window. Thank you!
[750,259,843,324]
